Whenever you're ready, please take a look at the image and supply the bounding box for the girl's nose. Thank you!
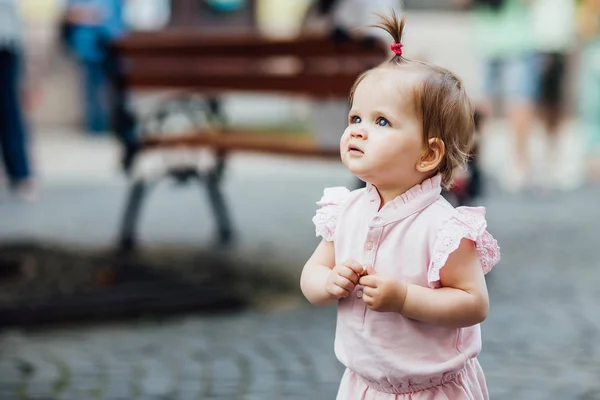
[350,128,368,139]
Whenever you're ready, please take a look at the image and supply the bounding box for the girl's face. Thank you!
[341,69,425,190]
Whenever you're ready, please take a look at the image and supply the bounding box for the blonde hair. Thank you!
[349,11,474,189]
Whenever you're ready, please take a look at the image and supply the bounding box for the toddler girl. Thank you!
[300,12,501,400]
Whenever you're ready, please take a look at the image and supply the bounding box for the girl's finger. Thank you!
[338,266,360,284]
[335,275,355,292]
[359,275,377,288]
[362,293,374,306]
[363,286,376,297]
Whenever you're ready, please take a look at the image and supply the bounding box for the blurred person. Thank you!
[62,0,127,134]
[531,0,576,189]
[0,0,36,200]
[300,13,501,400]
[461,0,537,191]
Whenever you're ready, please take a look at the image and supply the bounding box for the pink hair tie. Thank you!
[390,43,403,56]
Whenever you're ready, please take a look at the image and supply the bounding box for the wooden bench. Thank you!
[108,30,386,250]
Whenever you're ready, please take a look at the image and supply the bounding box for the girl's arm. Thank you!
[300,239,337,306]
[360,238,489,328]
[401,239,489,328]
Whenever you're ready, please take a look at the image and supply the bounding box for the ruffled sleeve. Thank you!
[312,187,351,242]
[428,206,501,288]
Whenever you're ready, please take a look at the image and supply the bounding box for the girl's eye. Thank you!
[376,117,390,127]
[350,116,361,124]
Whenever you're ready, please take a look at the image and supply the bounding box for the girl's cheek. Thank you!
[339,133,347,145]
[341,129,352,142]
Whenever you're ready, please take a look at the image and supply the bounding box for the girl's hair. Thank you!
[349,11,474,189]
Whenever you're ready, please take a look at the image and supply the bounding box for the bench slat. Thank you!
[141,132,341,159]
[124,73,359,97]
[113,32,385,59]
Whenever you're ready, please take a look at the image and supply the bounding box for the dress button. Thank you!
[356,290,363,298]
[366,241,373,250]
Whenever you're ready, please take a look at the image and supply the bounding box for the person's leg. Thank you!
[538,52,567,185]
[82,60,109,133]
[503,54,538,190]
[507,103,535,176]
[0,49,32,191]
[539,53,565,134]
[479,57,500,123]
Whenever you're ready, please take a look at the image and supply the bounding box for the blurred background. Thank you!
[0,0,599,399]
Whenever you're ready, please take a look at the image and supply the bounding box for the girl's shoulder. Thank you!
[423,198,501,288]
[315,186,367,213]
[312,186,365,242]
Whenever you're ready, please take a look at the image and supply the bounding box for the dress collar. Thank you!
[365,175,442,226]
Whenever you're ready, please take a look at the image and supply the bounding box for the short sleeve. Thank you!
[428,206,501,288]
[312,187,351,242]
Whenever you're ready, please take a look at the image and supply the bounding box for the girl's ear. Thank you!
[416,138,445,172]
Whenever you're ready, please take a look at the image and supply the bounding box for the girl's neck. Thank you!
[373,183,415,209]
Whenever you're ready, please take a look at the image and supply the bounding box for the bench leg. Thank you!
[206,97,227,179]
[119,180,149,251]
[204,172,234,246]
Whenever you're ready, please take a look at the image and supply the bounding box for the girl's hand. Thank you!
[325,260,365,299]
[359,267,407,313]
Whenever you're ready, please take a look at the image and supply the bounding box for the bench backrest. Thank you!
[110,30,388,98]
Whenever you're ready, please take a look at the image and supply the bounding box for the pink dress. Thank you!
[312,175,501,400]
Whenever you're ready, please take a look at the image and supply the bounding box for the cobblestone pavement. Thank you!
[1,184,600,400]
